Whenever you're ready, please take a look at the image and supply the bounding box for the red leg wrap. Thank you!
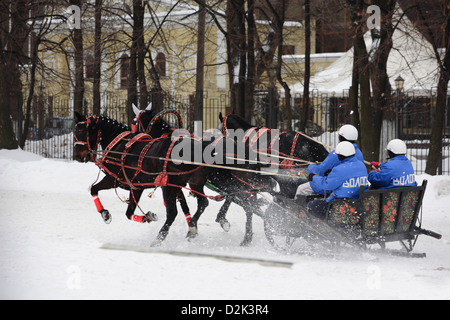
[130,215,144,223]
[184,213,192,225]
[92,195,104,212]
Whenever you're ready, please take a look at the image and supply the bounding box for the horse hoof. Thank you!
[186,227,198,239]
[150,239,162,247]
[143,211,158,223]
[240,233,253,247]
[218,219,230,232]
[152,231,168,246]
[100,210,112,224]
[240,239,252,247]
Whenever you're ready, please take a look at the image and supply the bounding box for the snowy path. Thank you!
[0,149,449,300]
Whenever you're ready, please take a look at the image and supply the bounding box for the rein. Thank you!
[93,148,304,180]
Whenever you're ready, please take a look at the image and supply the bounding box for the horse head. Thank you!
[74,112,102,163]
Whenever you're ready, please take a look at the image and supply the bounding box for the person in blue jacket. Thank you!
[295,124,364,200]
[308,124,364,176]
[307,141,369,219]
[368,139,417,189]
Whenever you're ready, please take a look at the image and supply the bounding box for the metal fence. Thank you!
[12,89,450,175]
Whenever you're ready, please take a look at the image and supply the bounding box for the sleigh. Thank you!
[264,180,442,257]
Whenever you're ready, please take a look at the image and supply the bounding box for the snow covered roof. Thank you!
[291,6,444,96]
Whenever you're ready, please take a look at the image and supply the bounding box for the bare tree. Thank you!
[195,0,206,123]
[0,0,24,149]
[299,0,311,133]
[92,0,103,115]
[411,0,450,175]
[368,0,396,161]
[69,0,85,115]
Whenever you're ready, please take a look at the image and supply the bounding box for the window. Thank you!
[120,53,130,89]
[155,52,166,77]
[85,54,95,80]
[281,45,295,55]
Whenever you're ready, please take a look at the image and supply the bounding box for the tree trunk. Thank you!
[134,0,148,109]
[357,35,374,160]
[226,0,245,117]
[127,1,139,122]
[93,0,102,115]
[425,11,450,174]
[0,0,26,150]
[369,0,395,161]
[195,1,206,123]
[425,69,449,175]
[237,0,247,119]
[349,0,373,160]
[273,0,291,131]
[0,70,18,149]
[245,0,256,122]
[71,0,84,115]
[20,34,39,149]
[299,0,311,133]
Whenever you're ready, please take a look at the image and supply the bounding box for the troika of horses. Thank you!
[74,103,441,254]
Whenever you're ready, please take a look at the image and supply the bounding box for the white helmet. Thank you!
[339,125,358,142]
[386,139,407,155]
[335,141,356,157]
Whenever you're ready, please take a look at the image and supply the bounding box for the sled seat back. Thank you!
[327,180,430,246]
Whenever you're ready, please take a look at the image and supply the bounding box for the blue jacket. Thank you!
[308,143,364,176]
[310,155,369,203]
[368,155,417,189]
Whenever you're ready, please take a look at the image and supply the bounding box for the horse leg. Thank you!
[177,190,191,226]
[240,193,260,247]
[125,189,158,223]
[152,186,179,246]
[90,175,116,224]
[240,206,254,247]
[187,195,209,239]
[215,198,232,232]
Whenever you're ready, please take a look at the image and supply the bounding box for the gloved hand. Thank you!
[370,162,380,171]
[308,173,317,182]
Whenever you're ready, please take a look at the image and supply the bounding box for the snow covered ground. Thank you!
[0,148,449,300]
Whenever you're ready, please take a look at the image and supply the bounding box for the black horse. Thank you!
[135,108,278,246]
[219,113,329,198]
[74,112,210,245]
[215,113,329,244]
[134,108,275,246]
[131,105,195,226]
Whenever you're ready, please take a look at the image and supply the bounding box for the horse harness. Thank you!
[220,115,303,169]
[76,116,201,190]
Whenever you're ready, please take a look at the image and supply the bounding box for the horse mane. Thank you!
[95,115,130,133]
[139,110,173,134]
[225,114,254,131]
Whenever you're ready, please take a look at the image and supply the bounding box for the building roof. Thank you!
[291,6,445,96]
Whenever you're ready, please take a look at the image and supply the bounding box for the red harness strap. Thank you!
[95,131,132,168]
[280,132,301,169]
[120,133,153,188]
[154,136,182,187]
[242,127,257,144]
